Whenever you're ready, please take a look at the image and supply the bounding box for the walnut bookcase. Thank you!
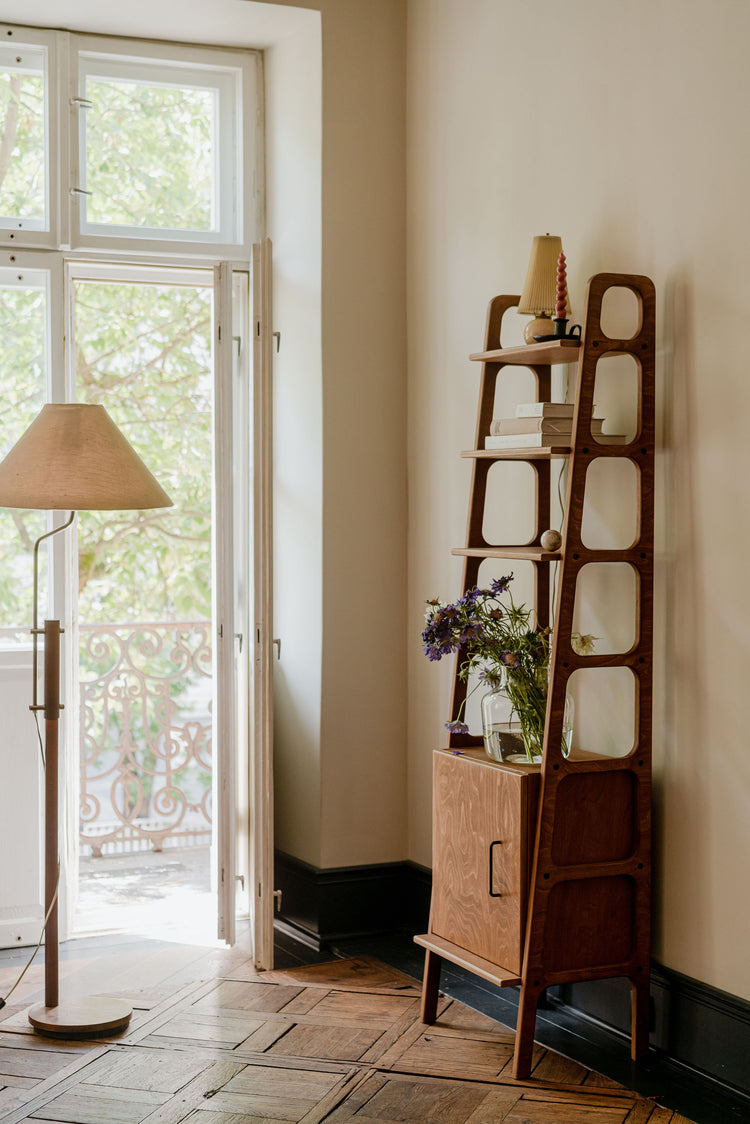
[415,273,656,1080]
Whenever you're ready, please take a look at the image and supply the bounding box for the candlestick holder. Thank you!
[533,321,581,342]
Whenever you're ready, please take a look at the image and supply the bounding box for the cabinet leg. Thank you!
[630,975,650,1060]
[513,981,542,1079]
[420,949,441,1024]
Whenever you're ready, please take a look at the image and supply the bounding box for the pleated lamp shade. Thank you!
[518,234,569,316]
[0,403,173,511]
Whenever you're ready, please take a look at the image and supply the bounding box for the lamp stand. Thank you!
[26,523,131,1037]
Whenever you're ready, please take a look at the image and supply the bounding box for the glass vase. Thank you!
[481,684,525,763]
[481,667,574,765]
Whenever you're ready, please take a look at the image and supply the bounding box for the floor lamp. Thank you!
[0,403,172,1037]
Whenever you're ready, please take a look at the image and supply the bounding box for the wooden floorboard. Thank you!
[0,937,694,1124]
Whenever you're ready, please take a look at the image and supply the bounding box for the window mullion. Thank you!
[57,31,71,250]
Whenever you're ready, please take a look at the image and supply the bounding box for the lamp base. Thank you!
[523,315,554,343]
[28,996,132,1038]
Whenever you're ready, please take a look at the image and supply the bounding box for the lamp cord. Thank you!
[33,709,45,768]
[0,866,60,1010]
[1,515,76,1011]
[550,370,571,624]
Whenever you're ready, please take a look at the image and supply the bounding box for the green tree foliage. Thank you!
[85,78,214,231]
[74,279,212,624]
[0,68,45,220]
[0,70,216,631]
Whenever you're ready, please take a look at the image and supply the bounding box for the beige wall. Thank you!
[264,0,409,869]
[406,0,750,1000]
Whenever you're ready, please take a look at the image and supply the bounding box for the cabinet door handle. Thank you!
[489,839,503,897]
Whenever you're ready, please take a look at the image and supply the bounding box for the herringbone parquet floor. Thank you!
[0,940,695,1123]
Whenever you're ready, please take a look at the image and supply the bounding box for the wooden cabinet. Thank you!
[430,750,539,977]
[416,273,655,1080]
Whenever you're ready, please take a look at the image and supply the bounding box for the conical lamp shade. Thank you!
[518,234,570,316]
[0,404,173,511]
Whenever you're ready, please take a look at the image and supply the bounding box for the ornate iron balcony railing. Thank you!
[78,620,213,856]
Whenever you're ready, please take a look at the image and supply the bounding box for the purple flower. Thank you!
[445,719,469,734]
[489,574,514,596]
[478,667,502,687]
[500,650,520,668]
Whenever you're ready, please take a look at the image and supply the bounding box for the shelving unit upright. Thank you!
[415,273,656,1080]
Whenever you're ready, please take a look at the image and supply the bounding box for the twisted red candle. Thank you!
[556,252,567,320]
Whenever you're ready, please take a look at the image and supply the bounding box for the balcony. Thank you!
[77,620,214,935]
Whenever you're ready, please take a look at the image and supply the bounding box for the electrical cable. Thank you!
[549,369,571,624]
[33,708,45,768]
[2,629,58,1008]
[550,455,568,623]
[0,866,60,1010]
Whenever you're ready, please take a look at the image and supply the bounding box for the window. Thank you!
[0,25,258,255]
[0,25,58,244]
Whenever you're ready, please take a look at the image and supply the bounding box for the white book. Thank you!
[515,402,574,418]
[485,432,627,450]
[486,433,573,449]
[490,417,604,436]
[515,402,602,419]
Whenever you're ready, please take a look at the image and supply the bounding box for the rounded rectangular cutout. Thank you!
[581,457,640,550]
[568,666,636,758]
[492,366,539,420]
[592,353,639,444]
[482,460,536,545]
[599,285,642,341]
[551,772,636,865]
[544,876,634,970]
[573,563,638,655]
[478,558,536,617]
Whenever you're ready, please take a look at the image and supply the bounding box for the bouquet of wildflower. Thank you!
[422,573,593,758]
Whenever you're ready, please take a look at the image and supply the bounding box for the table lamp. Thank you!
[517,234,569,343]
[0,403,172,1037]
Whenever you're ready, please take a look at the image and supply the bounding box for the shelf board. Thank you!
[462,448,571,460]
[470,339,582,365]
[452,546,561,562]
[414,933,522,989]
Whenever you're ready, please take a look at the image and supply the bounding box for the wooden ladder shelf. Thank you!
[415,272,656,1080]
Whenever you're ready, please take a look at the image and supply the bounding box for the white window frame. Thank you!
[0,24,63,248]
[71,35,256,255]
[0,21,267,950]
[0,25,261,258]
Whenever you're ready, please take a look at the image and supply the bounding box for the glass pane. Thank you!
[0,47,46,227]
[0,275,48,642]
[73,277,214,924]
[84,76,216,232]
[73,278,213,623]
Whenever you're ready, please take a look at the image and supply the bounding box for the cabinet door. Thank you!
[430,750,537,975]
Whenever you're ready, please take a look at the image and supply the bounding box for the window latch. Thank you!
[70,97,93,109]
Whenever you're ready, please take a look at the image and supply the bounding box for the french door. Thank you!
[0,245,274,962]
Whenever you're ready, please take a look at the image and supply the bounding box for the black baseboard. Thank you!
[273,850,431,947]
[274,850,750,1117]
[550,964,750,1101]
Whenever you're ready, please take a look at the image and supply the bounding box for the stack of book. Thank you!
[485,402,626,449]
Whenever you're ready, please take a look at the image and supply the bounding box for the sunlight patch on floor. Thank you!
[74,845,222,946]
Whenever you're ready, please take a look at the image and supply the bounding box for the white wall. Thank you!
[406,0,750,1000]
